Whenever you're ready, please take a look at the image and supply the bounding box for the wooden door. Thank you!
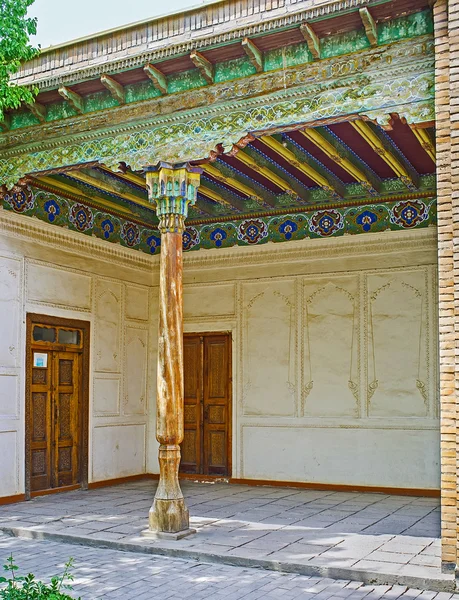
[53,352,80,488]
[181,333,231,476]
[28,319,87,495]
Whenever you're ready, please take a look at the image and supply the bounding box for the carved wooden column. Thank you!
[144,162,202,539]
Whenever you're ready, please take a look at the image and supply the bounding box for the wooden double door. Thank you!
[27,316,89,495]
[181,333,232,477]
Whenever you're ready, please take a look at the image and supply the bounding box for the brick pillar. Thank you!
[434,0,459,573]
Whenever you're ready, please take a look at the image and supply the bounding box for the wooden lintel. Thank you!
[144,63,168,95]
[26,101,46,123]
[58,86,84,114]
[300,23,320,59]
[359,7,378,47]
[101,74,125,104]
[190,50,214,84]
[242,37,263,73]
[0,114,11,132]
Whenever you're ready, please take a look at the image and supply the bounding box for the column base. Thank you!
[148,498,191,535]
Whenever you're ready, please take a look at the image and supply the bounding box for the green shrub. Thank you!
[0,554,80,599]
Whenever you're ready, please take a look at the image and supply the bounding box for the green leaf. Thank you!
[0,0,40,120]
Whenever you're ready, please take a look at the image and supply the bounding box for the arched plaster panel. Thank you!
[242,280,297,417]
[366,269,429,417]
[94,281,122,373]
[303,276,359,417]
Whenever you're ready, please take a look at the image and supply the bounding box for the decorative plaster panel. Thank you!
[91,424,146,481]
[0,431,19,495]
[125,286,149,322]
[94,280,122,373]
[123,327,148,416]
[302,275,360,417]
[184,284,235,319]
[0,374,19,419]
[242,280,297,417]
[366,269,430,417]
[27,262,91,310]
[93,376,120,417]
[241,425,440,489]
[0,257,21,369]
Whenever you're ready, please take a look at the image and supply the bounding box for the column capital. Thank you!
[144,162,202,234]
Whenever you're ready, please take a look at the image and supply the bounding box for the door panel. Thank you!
[203,336,230,476]
[30,355,52,492]
[181,333,231,477]
[54,352,80,488]
[181,337,202,474]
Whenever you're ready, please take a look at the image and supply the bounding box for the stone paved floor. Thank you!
[0,481,452,591]
[0,533,457,600]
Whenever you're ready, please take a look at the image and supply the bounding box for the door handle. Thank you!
[204,405,209,421]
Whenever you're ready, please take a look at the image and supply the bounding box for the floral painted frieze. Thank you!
[1,187,436,256]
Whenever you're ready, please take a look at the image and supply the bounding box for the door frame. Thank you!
[25,313,90,499]
[183,331,233,478]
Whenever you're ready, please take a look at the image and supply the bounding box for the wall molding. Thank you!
[0,209,155,272]
[184,228,437,270]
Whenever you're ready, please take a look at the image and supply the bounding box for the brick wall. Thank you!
[435,0,459,573]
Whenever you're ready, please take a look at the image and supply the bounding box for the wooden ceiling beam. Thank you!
[233,148,298,195]
[144,63,168,95]
[301,127,381,195]
[100,166,147,189]
[350,120,419,190]
[194,197,221,216]
[242,37,263,73]
[70,170,150,205]
[101,74,125,104]
[259,135,343,198]
[190,50,214,84]
[26,101,46,123]
[359,7,378,47]
[202,163,266,205]
[300,23,320,59]
[411,126,436,163]
[199,185,243,213]
[58,86,84,114]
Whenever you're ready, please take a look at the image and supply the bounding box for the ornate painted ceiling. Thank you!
[0,0,436,254]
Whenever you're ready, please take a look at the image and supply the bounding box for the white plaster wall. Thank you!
[0,213,154,496]
[182,229,440,490]
[0,212,440,496]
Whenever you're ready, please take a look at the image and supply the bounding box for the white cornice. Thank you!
[183,228,438,270]
[0,209,155,271]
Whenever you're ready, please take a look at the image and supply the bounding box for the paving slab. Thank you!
[0,480,454,593]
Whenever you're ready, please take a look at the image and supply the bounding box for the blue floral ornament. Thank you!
[44,199,61,223]
[356,210,377,232]
[278,219,298,240]
[210,227,227,247]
